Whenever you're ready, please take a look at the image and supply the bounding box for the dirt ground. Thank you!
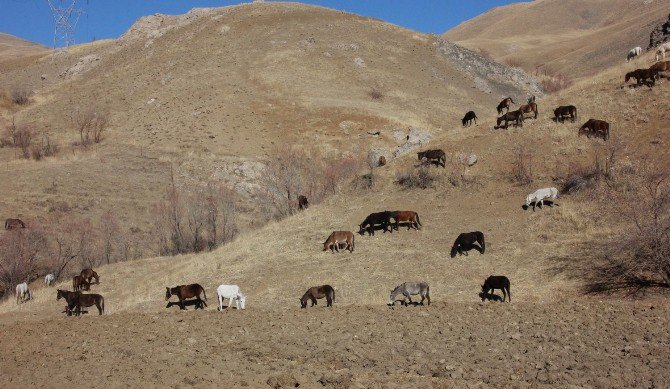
[1,300,669,388]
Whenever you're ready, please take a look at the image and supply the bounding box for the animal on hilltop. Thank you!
[390,211,422,231]
[417,149,446,168]
[5,218,26,230]
[496,110,524,129]
[627,46,642,62]
[15,282,32,304]
[579,119,610,141]
[44,273,55,287]
[518,102,538,119]
[656,42,670,61]
[358,211,394,236]
[496,97,515,115]
[388,282,430,306]
[481,276,511,303]
[525,187,559,211]
[57,289,104,316]
[80,268,99,284]
[462,111,478,127]
[216,284,246,310]
[450,231,486,258]
[165,284,207,310]
[625,68,659,87]
[554,105,577,123]
[300,285,335,308]
[323,231,354,253]
[72,275,90,292]
[298,195,309,211]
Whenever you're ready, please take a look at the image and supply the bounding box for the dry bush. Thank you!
[0,228,48,299]
[395,167,437,189]
[368,87,384,101]
[353,171,376,191]
[540,73,574,94]
[477,47,493,59]
[323,156,362,194]
[0,89,12,110]
[76,109,108,146]
[30,135,60,161]
[562,141,622,194]
[510,146,534,185]
[10,86,33,106]
[14,126,34,159]
[504,57,524,68]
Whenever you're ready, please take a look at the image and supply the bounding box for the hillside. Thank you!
[444,0,670,79]
[0,33,48,62]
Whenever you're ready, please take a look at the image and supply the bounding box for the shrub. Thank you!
[10,86,33,105]
[540,73,573,94]
[30,135,59,161]
[510,146,533,185]
[368,87,384,101]
[504,57,524,68]
[76,109,108,146]
[14,126,34,159]
[396,167,436,189]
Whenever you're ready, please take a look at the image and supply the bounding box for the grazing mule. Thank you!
[650,60,670,77]
[496,110,524,129]
[462,111,478,127]
[57,289,105,315]
[15,282,32,304]
[390,211,422,231]
[72,275,90,292]
[656,42,670,61]
[450,231,485,258]
[323,231,355,253]
[625,68,659,87]
[44,273,55,287]
[378,155,387,167]
[496,97,515,115]
[358,211,394,236]
[298,195,309,210]
[525,187,559,211]
[4,218,26,230]
[481,275,511,302]
[554,105,577,123]
[388,282,430,306]
[80,268,99,284]
[518,103,538,119]
[300,285,335,308]
[417,149,446,168]
[165,284,208,310]
[579,119,610,141]
[627,46,642,62]
[216,284,246,310]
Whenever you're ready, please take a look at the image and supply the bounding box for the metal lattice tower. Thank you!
[47,0,84,56]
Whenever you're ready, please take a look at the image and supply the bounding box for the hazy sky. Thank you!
[0,0,518,47]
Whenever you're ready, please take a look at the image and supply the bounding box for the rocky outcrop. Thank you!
[648,13,670,50]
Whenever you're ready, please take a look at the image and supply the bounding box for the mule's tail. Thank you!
[201,286,208,301]
[478,232,486,254]
[351,234,355,251]
[332,288,335,302]
[507,285,511,302]
[415,213,422,229]
[101,296,105,314]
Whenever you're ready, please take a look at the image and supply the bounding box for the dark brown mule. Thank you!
[417,149,446,168]
[73,275,90,291]
[496,110,524,129]
[496,97,515,115]
[358,211,394,236]
[450,231,486,258]
[554,105,577,123]
[5,218,26,230]
[481,276,511,303]
[300,285,335,308]
[579,119,610,141]
[298,195,309,210]
[462,111,478,127]
[166,284,208,310]
[57,289,104,315]
[80,268,99,284]
[625,68,659,87]
[390,211,422,231]
[518,103,538,119]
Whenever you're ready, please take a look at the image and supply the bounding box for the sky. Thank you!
[0,0,518,48]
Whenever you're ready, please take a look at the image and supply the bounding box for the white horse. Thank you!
[216,284,246,310]
[44,273,55,287]
[15,282,32,304]
[525,187,559,211]
[656,42,670,62]
[627,47,642,62]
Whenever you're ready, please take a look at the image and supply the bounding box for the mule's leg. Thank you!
[218,294,223,311]
[326,295,333,307]
[96,302,103,315]
[179,298,186,310]
[311,296,317,307]
[501,288,507,303]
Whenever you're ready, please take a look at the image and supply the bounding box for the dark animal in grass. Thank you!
[72,275,91,292]
[57,289,104,315]
[298,195,309,210]
[579,119,610,141]
[479,292,504,302]
[390,211,422,231]
[481,275,511,302]
[518,102,538,119]
[417,149,446,168]
[300,285,335,308]
[378,155,387,167]
[358,211,394,236]
[650,61,670,77]
[625,68,659,87]
[165,284,208,310]
[323,231,354,253]
[80,268,99,284]
[462,111,478,127]
[4,218,25,230]
[495,110,524,129]
[450,231,485,258]
[496,97,515,115]
[388,282,430,306]
[554,105,577,123]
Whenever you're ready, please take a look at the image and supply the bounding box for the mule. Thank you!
[450,231,485,258]
[56,289,80,316]
[462,111,478,127]
[298,195,309,210]
[554,105,577,123]
[166,284,208,310]
[80,268,99,284]
[525,187,559,211]
[627,46,642,62]
[518,102,538,119]
[481,275,511,303]
[390,211,422,231]
[625,68,659,87]
[496,110,524,129]
[358,211,394,236]
[579,119,610,141]
[378,155,387,167]
[73,275,90,292]
[44,273,55,287]
[650,60,670,77]
[417,149,446,168]
[15,282,32,304]
[323,231,354,253]
[57,289,105,315]
[496,97,515,115]
[656,42,670,62]
[388,282,430,306]
[5,218,26,230]
[300,285,335,308]
[216,284,246,310]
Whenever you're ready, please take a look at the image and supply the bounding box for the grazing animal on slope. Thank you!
[496,110,524,129]
[72,275,90,292]
[650,60,670,77]
[165,284,208,310]
[323,231,355,253]
[518,102,538,119]
[462,111,478,127]
[417,149,446,168]
[627,46,642,62]
[298,195,309,210]
[57,289,105,315]
[80,268,99,284]
[496,97,515,115]
[5,218,26,230]
[656,42,670,61]
[216,284,246,310]
[378,155,387,167]
[554,105,577,123]
[450,231,486,258]
[525,187,559,211]
[358,211,394,236]
[388,282,430,306]
[625,68,659,87]
[300,285,335,308]
[481,276,511,302]
[390,211,422,231]
[15,282,32,304]
[579,119,610,141]
[44,273,55,287]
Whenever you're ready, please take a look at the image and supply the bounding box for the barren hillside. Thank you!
[444,0,670,79]
[0,33,48,62]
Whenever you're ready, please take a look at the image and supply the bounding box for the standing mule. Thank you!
[450,232,485,258]
[73,275,90,291]
[165,284,207,310]
[481,276,511,302]
[15,282,32,304]
[57,289,105,315]
[496,97,515,115]
[390,211,422,231]
[80,268,99,284]
[388,282,430,306]
[323,231,354,253]
[300,285,335,308]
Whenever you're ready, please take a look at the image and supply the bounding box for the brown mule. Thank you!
[390,211,422,231]
[166,284,208,310]
[323,231,354,253]
[300,285,335,308]
[80,268,99,284]
[73,275,90,291]
[5,218,26,230]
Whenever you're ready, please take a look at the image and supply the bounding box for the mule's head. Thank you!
[417,152,425,161]
[625,72,632,82]
[388,290,397,306]
[56,290,63,300]
[450,245,458,258]
[165,287,172,301]
[300,298,307,308]
[323,241,330,251]
[357,224,366,235]
[237,294,246,310]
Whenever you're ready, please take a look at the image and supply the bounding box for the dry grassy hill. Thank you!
[0,33,48,63]
[444,0,670,79]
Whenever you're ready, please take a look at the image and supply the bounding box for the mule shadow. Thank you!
[478,292,503,302]
[166,299,207,310]
[359,224,393,236]
[522,200,558,211]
